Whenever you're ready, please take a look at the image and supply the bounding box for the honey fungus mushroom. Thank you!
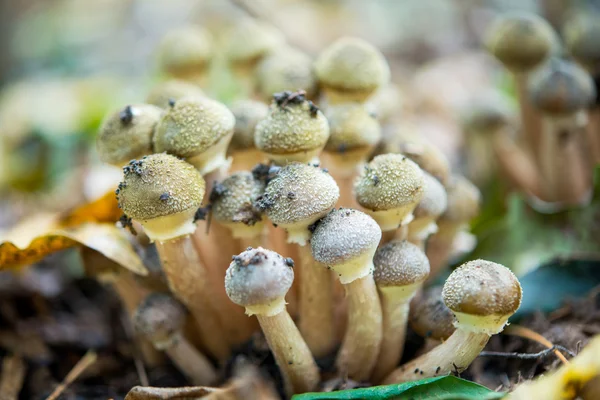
[254,91,330,166]
[407,172,448,248]
[410,286,456,342]
[96,104,163,166]
[145,80,205,109]
[228,99,269,171]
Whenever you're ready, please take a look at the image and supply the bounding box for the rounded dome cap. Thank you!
[373,240,430,287]
[145,80,205,109]
[414,172,448,219]
[324,102,381,153]
[117,153,205,221]
[564,12,600,72]
[225,247,294,314]
[224,19,285,64]
[97,104,162,166]
[157,26,213,77]
[442,259,522,317]
[229,100,269,151]
[212,171,265,225]
[315,37,390,97]
[154,97,235,158]
[410,286,455,340]
[134,293,186,340]
[461,90,516,133]
[442,175,481,222]
[355,154,424,212]
[485,12,556,72]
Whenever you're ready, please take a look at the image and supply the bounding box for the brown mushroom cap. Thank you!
[157,26,213,77]
[373,240,430,288]
[485,12,556,73]
[229,100,269,151]
[409,286,456,340]
[441,175,481,223]
[324,102,381,153]
[224,19,285,65]
[153,96,235,158]
[117,153,205,221]
[212,171,265,226]
[461,90,516,133]
[442,259,522,318]
[528,58,596,116]
[314,37,390,97]
[564,12,600,73]
[96,104,163,166]
[355,154,424,212]
[134,293,187,341]
[225,247,294,312]
[145,80,205,109]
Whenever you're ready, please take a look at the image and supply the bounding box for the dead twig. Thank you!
[0,354,26,400]
[46,350,97,400]
[479,345,576,360]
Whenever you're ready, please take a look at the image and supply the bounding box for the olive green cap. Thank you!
[373,240,430,287]
[97,104,163,166]
[324,102,381,152]
[157,26,213,77]
[229,100,269,151]
[212,171,266,225]
[145,80,205,109]
[564,11,600,73]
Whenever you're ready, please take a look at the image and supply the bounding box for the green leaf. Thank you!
[292,376,504,400]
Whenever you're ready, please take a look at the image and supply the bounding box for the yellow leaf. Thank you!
[59,190,121,227]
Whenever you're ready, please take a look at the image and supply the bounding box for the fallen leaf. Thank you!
[59,190,121,227]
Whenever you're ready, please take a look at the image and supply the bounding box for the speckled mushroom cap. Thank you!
[409,286,456,340]
[528,58,596,116]
[154,96,235,173]
[255,47,317,101]
[324,102,381,153]
[145,80,205,109]
[310,208,381,283]
[225,247,294,316]
[157,26,213,77]
[254,95,329,164]
[441,175,481,223]
[373,240,430,288]
[485,12,556,73]
[229,100,269,151]
[564,12,600,73]
[314,37,390,102]
[117,153,205,240]
[442,259,521,334]
[212,172,266,237]
[413,172,448,220]
[259,163,338,244]
[96,104,163,166]
[134,293,187,344]
[224,19,285,65]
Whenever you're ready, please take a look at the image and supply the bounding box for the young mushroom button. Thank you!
[407,172,448,247]
[145,80,205,110]
[156,26,213,84]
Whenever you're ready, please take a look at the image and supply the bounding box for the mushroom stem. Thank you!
[382,328,489,384]
[297,244,336,358]
[161,332,217,386]
[337,275,383,381]
[155,236,230,361]
[371,298,410,383]
[515,73,543,163]
[257,310,320,396]
[586,108,600,166]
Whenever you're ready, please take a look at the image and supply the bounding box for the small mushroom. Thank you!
[383,259,522,384]
[145,79,205,109]
[134,293,216,385]
[225,247,319,396]
[409,286,456,342]
[311,208,383,381]
[370,240,430,383]
[254,91,330,165]
[117,153,230,360]
[354,154,424,234]
[96,104,163,166]
[228,99,269,171]
[406,172,448,249]
[314,37,390,104]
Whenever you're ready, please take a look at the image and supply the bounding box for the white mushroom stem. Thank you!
[337,275,383,381]
[257,309,320,396]
[297,244,336,358]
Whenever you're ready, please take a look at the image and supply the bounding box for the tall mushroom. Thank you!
[383,259,522,384]
[311,208,383,381]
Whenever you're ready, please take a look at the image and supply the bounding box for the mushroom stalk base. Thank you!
[298,244,336,358]
[382,328,490,384]
[257,310,320,397]
[163,333,217,386]
[337,275,383,381]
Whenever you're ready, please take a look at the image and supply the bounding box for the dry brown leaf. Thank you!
[58,190,121,227]
[124,386,220,400]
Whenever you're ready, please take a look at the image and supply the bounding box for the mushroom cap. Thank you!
[224,19,285,64]
[255,47,317,101]
[355,154,424,212]
[157,26,213,75]
[260,163,339,226]
[409,286,456,340]
[365,83,404,123]
[145,80,205,109]
[117,153,205,221]
[311,208,381,266]
[134,293,187,339]
[485,12,556,72]
[373,240,430,287]
[324,102,382,152]
[229,100,269,151]
[314,37,390,95]
[564,12,600,71]
[441,175,481,222]
[528,58,596,116]
[96,104,163,166]
[413,172,448,219]
[442,259,522,317]
[212,171,266,225]
[461,90,516,133]
[254,95,329,155]
[154,96,235,158]
[225,247,294,308]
